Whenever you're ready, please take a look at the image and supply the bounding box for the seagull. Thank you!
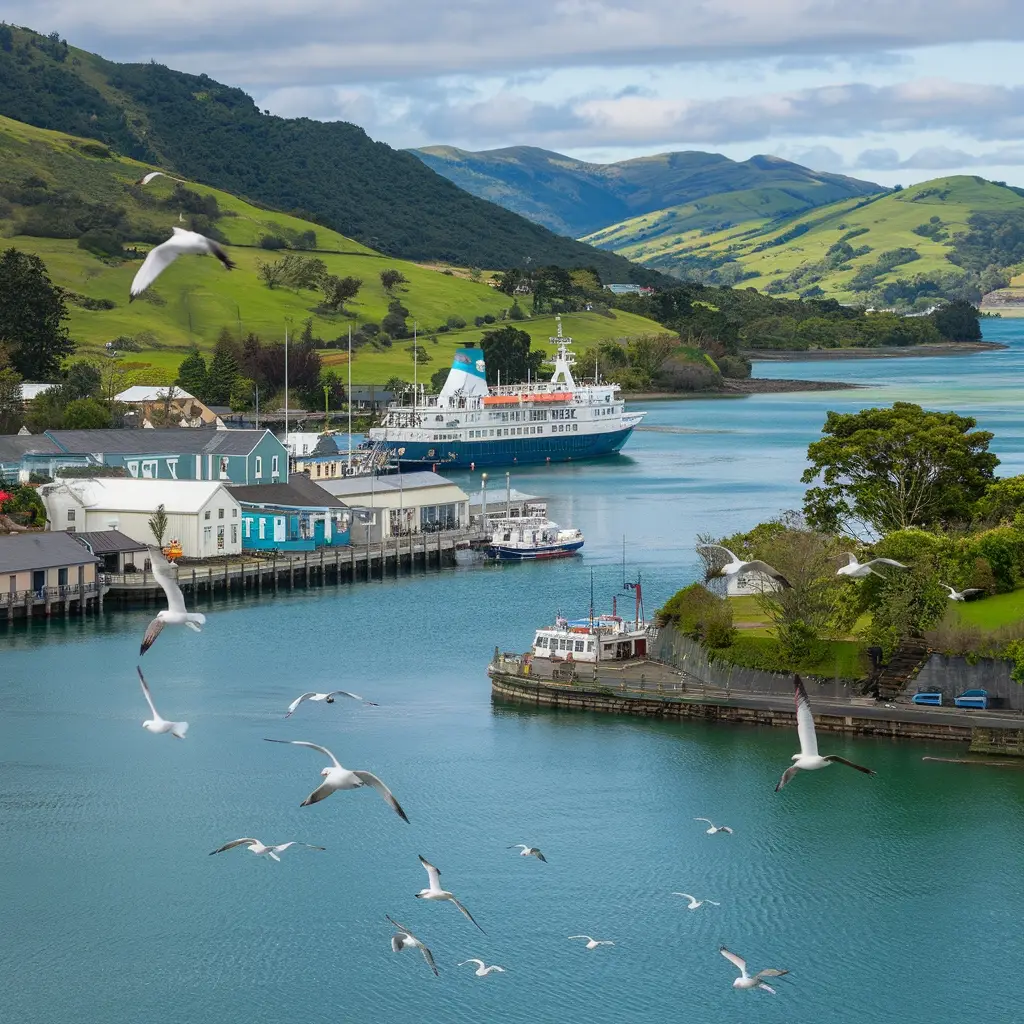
[694,818,733,835]
[942,583,983,602]
[263,739,409,821]
[696,544,790,588]
[672,892,720,910]
[137,666,188,739]
[458,959,506,976]
[569,935,614,950]
[140,546,206,656]
[836,553,908,579]
[720,947,789,994]
[129,227,235,301]
[386,915,438,977]
[776,675,877,791]
[415,855,484,932]
[208,838,325,862]
[508,844,547,862]
[135,170,183,186]
[285,690,376,717]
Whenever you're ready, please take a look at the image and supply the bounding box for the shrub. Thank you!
[446,315,467,329]
[715,354,751,379]
[657,583,735,647]
[78,228,124,258]
[259,234,289,250]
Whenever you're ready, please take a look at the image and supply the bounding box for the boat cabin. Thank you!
[532,616,650,664]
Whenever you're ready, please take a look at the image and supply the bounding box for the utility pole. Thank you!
[284,319,291,441]
[347,324,353,472]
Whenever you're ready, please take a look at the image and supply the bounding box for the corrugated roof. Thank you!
[43,478,238,514]
[47,428,274,456]
[20,383,57,401]
[228,477,348,509]
[0,435,63,462]
[73,530,150,554]
[317,471,466,498]
[0,532,99,574]
[114,385,197,403]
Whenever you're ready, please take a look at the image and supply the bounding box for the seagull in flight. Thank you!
[672,892,720,910]
[458,959,506,976]
[263,739,409,821]
[508,844,547,862]
[135,170,183,186]
[129,227,235,301]
[137,666,188,739]
[720,947,789,994]
[569,935,614,950]
[386,915,438,977]
[942,583,983,602]
[209,838,325,862]
[776,675,876,791]
[697,544,790,588]
[836,553,908,579]
[140,546,206,656]
[285,690,376,717]
[694,818,733,835]
[415,855,484,932]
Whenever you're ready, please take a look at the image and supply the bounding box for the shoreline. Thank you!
[745,340,1006,361]
[623,377,864,401]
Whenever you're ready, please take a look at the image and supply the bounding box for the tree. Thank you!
[64,362,102,400]
[176,350,208,397]
[802,403,999,536]
[205,337,241,406]
[0,248,75,379]
[62,397,112,429]
[429,367,449,392]
[973,475,1024,525]
[257,258,288,289]
[931,300,982,342]
[0,366,23,434]
[380,268,408,291]
[381,297,410,339]
[321,275,362,313]
[479,326,543,386]
[148,504,169,547]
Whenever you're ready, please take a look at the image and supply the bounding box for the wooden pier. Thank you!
[1,581,105,621]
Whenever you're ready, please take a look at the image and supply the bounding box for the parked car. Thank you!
[954,689,989,710]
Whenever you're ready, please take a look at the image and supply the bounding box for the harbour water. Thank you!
[3,321,1024,1024]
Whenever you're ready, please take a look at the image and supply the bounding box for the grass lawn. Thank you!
[953,589,1024,630]
[714,634,869,680]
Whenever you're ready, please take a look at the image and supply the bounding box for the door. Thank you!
[274,517,286,543]
[32,570,45,596]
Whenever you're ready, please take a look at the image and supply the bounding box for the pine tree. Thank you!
[176,349,209,399]
[148,504,168,547]
[205,339,240,406]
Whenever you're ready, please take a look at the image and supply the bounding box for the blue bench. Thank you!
[954,689,989,710]
[912,692,943,706]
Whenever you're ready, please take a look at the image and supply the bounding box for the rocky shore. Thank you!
[623,377,862,400]
[745,340,1006,360]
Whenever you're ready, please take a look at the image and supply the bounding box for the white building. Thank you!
[726,570,783,596]
[40,478,243,560]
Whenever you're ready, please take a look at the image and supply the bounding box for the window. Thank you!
[204,510,211,520]
[574,640,585,652]
[217,526,225,550]
[218,508,224,519]
[67,509,76,522]
[536,636,547,648]
[244,519,251,538]
[231,524,238,544]
[272,455,280,477]
[232,508,238,517]
[58,567,68,587]
[258,518,266,540]
[255,456,263,478]
[204,526,212,543]
[587,641,595,652]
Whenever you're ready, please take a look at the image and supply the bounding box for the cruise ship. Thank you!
[367,319,645,468]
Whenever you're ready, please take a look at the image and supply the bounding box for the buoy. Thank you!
[470,462,475,471]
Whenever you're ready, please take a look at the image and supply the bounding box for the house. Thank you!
[726,571,783,597]
[73,530,150,573]
[603,284,655,296]
[19,382,58,403]
[317,471,469,541]
[348,385,396,411]
[0,531,102,618]
[45,429,288,485]
[40,478,243,560]
[228,476,351,553]
[0,434,94,484]
[113,386,224,429]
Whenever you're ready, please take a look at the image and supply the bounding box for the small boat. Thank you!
[487,517,584,560]
[454,540,487,567]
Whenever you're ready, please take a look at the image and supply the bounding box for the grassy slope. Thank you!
[953,590,1024,630]
[588,176,1024,300]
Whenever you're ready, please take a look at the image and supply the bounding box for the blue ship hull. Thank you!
[489,540,585,560]
[381,426,636,469]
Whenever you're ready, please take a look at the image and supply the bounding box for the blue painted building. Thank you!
[45,429,288,485]
[228,477,350,553]
[0,435,94,483]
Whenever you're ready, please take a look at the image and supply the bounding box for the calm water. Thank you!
[3,321,1024,1024]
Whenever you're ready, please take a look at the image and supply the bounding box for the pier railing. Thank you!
[0,581,102,608]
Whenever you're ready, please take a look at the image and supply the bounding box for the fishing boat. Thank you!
[367,317,645,468]
[487,517,584,560]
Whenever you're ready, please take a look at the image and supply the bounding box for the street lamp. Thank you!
[481,472,488,525]
[323,384,331,431]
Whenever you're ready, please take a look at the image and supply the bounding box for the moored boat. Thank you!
[486,517,584,560]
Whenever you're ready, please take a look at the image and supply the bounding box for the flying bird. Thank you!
[836,553,908,579]
[137,666,188,739]
[140,546,206,656]
[263,739,408,821]
[696,544,790,588]
[415,855,484,932]
[208,838,325,862]
[719,947,789,994]
[775,675,876,792]
[458,959,506,976]
[694,818,733,835]
[129,228,235,301]
[569,935,614,950]
[285,690,376,717]
[942,583,983,602]
[135,170,183,186]
[386,915,438,977]
[672,892,720,910]
[508,844,547,862]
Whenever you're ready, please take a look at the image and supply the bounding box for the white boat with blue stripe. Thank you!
[367,318,645,469]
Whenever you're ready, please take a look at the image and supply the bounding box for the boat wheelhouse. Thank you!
[487,517,584,560]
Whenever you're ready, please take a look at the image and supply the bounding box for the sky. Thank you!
[9,1,1024,185]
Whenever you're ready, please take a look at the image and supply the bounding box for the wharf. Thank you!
[488,656,1024,754]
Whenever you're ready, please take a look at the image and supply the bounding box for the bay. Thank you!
[2,320,1023,1024]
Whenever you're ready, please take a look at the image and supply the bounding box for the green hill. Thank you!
[584,175,1024,304]
[0,25,666,284]
[410,145,880,237]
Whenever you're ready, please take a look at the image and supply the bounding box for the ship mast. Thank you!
[549,315,577,388]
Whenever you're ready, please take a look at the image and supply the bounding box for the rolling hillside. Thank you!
[584,176,1024,303]
[410,145,880,237]
[0,26,666,283]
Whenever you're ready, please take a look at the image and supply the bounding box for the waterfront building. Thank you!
[72,530,150,573]
[0,434,93,483]
[0,531,101,614]
[45,429,288,485]
[228,477,351,553]
[39,478,243,559]
[317,471,469,541]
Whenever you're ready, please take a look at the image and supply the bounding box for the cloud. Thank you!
[786,145,847,171]
[855,144,1024,170]
[7,1,1024,88]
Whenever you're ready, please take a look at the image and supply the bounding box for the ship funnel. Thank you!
[439,347,489,405]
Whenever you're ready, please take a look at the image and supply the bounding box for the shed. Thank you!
[73,529,151,573]
[0,531,100,600]
[228,477,351,552]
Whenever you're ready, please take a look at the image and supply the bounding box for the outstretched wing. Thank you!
[756,968,789,979]
[327,690,366,702]
[139,617,165,657]
[285,693,317,717]
[867,558,908,569]
[137,666,159,718]
[793,675,819,758]
[148,547,186,612]
[300,781,335,807]
[353,771,409,822]
[697,543,736,560]
[203,237,236,271]
[263,738,341,767]
[961,588,983,597]
[130,239,181,299]
[775,764,801,792]
[719,947,747,975]
[451,897,485,932]
[418,854,442,888]
[209,838,259,855]
[824,755,876,777]
[418,943,439,976]
[742,560,791,587]
[534,849,548,862]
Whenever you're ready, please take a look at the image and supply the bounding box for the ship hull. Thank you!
[488,540,585,560]
[380,425,636,469]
